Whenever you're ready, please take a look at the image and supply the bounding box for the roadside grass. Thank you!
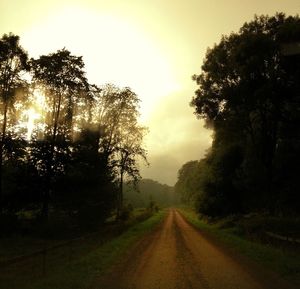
[0,236,61,262]
[0,209,166,289]
[0,208,152,261]
[178,207,300,284]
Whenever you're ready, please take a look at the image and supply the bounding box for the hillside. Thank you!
[123,179,179,208]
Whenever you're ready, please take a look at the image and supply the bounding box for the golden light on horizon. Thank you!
[2,0,298,184]
[21,6,180,123]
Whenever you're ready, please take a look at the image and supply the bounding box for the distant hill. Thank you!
[123,179,180,208]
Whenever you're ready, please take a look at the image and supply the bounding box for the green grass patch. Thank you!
[0,210,166,289]
[0,236,61,261]
[178,207,300,284]
[0,207,153,262]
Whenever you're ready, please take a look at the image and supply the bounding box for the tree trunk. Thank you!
[117,169,124,219]
[0,102,8,214]
[120,170,124,211]
[41,92,62,221]
[41,188,50,220]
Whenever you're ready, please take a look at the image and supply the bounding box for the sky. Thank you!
[0,0,299,185]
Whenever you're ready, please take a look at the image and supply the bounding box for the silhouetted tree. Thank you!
[87,84,148,216]
[0,32,148,232]
[190,13,300,216]
[30,49,88,219]
[116,122,148,216]
[3,136,41,212]
[0,33,28,213]
[55,127,117,227]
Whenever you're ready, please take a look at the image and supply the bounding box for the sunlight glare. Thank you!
[21,6,180,123]
[26,108,40,140]
[24,90,46,140]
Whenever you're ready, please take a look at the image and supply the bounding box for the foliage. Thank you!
[54,127,118,228]
[86,84,148,217]
[180,13,300,217]
[179,208,300,283]
[124,178,179,208]
[0,33,29,213]
[0,33,147,232]
[0,210,166,289]
[30,49,89,219]
[175,160,202,205]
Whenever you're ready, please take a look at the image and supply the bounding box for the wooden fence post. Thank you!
[42,248,47,276]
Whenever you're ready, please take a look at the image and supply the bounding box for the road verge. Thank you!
[178,207,300,286]
[0,210,166,289]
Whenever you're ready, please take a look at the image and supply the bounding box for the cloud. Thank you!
[140,88,212,185]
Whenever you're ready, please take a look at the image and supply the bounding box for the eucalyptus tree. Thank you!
[0,33,29,213]
[30,48,88,219]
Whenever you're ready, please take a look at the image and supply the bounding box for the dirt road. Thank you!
[94,209,294,289]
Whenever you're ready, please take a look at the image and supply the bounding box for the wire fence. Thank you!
[0,234,101,282]
[265,231,300,244]
[0,210,153,284]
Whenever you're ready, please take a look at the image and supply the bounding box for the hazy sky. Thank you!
[0,0,299,185]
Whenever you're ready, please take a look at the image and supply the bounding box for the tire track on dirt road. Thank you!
[92,209,296,289]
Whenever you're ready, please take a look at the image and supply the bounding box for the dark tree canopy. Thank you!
[31,48,89,140]
[0,34,147,232]
[186,13,300,216]
[0,33,29,213]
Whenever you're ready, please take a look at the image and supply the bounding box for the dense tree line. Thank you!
[0,33,147,233]
[124,178,179,209]
[176,14,300,217]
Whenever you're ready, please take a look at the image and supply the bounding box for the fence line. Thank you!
[0,236,85,268]
[265,231,300,244]
[0,210,153,279]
